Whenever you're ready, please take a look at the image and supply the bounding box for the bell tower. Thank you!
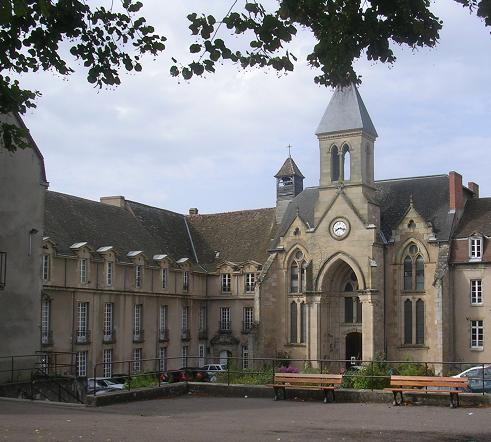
[275,156,304,223]
[316,83,377,188]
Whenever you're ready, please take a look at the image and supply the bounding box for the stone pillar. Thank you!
[308,296,321,365]
[358,290,383,361]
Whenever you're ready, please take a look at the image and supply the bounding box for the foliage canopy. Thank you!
[1,0,490,151]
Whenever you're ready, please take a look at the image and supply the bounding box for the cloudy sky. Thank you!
[19,0,491,214]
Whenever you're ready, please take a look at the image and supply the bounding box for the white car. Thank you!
[452,366,491,392]
[87,377,125,394]
[201,364,226,381]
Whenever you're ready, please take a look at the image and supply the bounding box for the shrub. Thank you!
[351,355,390,390]
[396,359,433,376]
[278,366,299,373]
[126,373,158,389]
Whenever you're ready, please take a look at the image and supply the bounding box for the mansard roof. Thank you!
[274,157,305,178]
[274,174,453,244]
[186,208,276,268]
[316,84,378,138]
[454,198,491,238]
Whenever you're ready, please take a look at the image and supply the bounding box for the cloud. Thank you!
[18,0,491,213]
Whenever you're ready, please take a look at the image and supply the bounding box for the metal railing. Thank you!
[103,329,115,344]
[159,328,169,342]
[41,330,53,346]
[132,329,144,343]
[74,329,90,345]
[180,329,191,340]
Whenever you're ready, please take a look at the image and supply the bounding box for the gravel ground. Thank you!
[1,395,490,441]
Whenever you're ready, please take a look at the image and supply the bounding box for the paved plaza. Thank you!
[1,396,491,441]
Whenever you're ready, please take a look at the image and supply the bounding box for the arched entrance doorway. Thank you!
[219,350,231,366]
[319,257,363,368]
[345,332,362,368]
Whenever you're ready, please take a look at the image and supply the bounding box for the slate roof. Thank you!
[454,198,491,238]
[44,191,191,261]
[274,157,305,178]
[316,84,378,138]
[274,175,453,243]
[186,208,276,267]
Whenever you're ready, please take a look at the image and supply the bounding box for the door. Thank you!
[345,332,362,368]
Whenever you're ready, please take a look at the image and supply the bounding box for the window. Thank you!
[220,307,231,331]
[0,251,6,290]
[160,305,168,340]
[331,145,339,181]
[245,273,255,293]
[290,301,297,343]
[342,144,350,181]
[356,297,362,324]
[132,348,142,373]
[241,345,249,369]
[76,302,89,343]
[103,303,113,341]
[471,280,483,305]
[80,258,88,284]
[181,306,189,331]
[76,351,88,377]
[403,243,424,291]
[135,265,142,288]
[42,255,50,281]
[133,304,143,341]
[471,320,484,349]
[243,306,253,332]
[198,344,206,367]
[404,299,412,345]
[416,299,425,345]
[181,345,188,367]
[470,237,483,260]
[345,297,354,323]
[183,271,189,291]
[106,262,113,286]
[41,299,50,345]
[221,273,231,292]
[290,262,299,293]
[300,302,307,343]
[103,349,112,378]
[290,251,308,293]
[161,268,167,289]
[159,347,167,372]
[199,306,207,332]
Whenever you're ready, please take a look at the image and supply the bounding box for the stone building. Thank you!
[0,113,48,381]
[39,84,491,377]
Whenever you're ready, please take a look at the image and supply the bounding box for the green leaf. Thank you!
[190,43,202,53]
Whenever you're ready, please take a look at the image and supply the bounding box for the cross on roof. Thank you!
[286,144,293,157]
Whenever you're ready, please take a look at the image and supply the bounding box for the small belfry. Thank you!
[274,151,304,223]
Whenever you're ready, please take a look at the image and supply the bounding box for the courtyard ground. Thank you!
[1,395,490,441]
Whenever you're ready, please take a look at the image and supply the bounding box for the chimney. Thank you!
[189,208,199,215]
[449,171,464,211]
[468,182,479,198]
[100,196,126,208]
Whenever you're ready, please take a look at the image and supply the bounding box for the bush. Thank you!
[351,356,390,390]
[396,359,434,376]
[216,366,274,385]
[277,366,299,373]
[125,373,158,389]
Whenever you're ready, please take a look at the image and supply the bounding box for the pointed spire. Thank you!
[315,83,378,138]
[274,156,305,179]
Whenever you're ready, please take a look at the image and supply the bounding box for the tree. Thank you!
[1,0,490,152]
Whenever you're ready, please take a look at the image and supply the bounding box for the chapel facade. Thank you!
[37,85,491,377]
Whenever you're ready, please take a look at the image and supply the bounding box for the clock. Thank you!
[330,218,350,240]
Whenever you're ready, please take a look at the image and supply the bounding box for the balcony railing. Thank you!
[41,330,53,346]
[159,328,169,342]
[74,329,91,345]
[103,329,115,343]
[198,328,208,339]
[133,329,144,343]
[219,321,232,334]
[181,328,191,341]
[241,321,253,334]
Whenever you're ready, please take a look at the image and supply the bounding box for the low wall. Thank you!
[0,377,85,403]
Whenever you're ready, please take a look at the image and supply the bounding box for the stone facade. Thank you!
[31,84,491,379]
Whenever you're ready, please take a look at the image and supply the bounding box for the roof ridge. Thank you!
[126,199,185,217]
[375,174,448,183]
[188,207,275,217]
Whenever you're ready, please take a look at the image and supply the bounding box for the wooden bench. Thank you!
[270,373,343,403]
[387,375,469,408]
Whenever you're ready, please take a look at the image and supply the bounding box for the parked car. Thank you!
[162,367,210,383]
[201,364,227,382]
[87,377,125,394]
[453,366,491,392]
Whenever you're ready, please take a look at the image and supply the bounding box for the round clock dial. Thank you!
[330,218,350,239]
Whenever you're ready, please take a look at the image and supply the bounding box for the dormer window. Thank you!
[80,258,88,284]
[135,265,143,288]
[162,268,168,289]
[469,236,483,260]
[106,262,113,287]
[183,271,189,291]
[42,255,50,282]
[222,273,231,293]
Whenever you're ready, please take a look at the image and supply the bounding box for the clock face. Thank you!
[331,218,349,239]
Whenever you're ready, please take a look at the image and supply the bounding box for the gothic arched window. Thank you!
[403,243,425,291]
[290,301,298,343]
[416,299,425,344]
[290,250,308,293]
[290,261,299,293]
[342,144,350,181]
[404,299,412,344]
[331,145,339,181]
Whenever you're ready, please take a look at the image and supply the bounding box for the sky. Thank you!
[19,0,491,214]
